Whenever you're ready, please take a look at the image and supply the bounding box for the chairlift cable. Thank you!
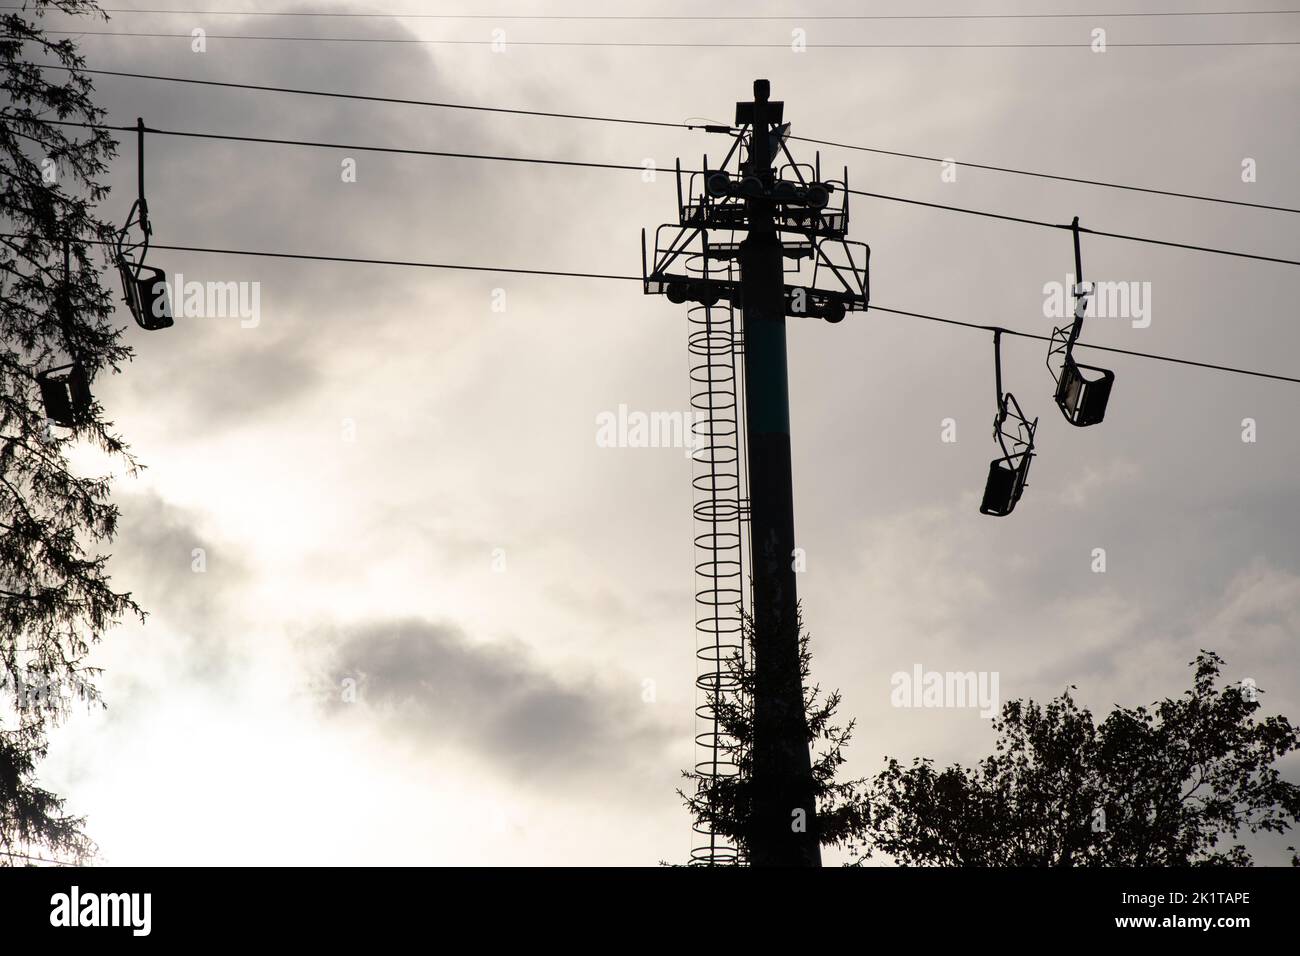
[0,232,642,282]
[9,6,1300,19]
[144,242,639,281]
[870,306,1300,384]
[844,188,1300,265]
[23,115,1300,267]
[29,64,691,130]
[25,30,1300,48]
[26,118,653,173]
[5,231,1293,384]
[788,136,1300,215]
[28,64,1300,214]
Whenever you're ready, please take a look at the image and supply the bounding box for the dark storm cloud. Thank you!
[322,618,675,783]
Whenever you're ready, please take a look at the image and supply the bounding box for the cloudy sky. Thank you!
[27,1,1300,865]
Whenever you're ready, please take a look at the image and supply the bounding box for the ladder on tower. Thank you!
[687,280,749,866]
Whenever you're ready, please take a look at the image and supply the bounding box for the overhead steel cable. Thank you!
[29,64,1300,215]
[0,232,640,282]
[4,232,1293,384]
[788,135,1300,215]
[28,118,652,173]
[868,306,1300,384]
[30,64,692,130]
[842,188,1300,266]
[25,30,1300,48]
[22,115,1300,268]
[143,242,640,281]
[8,6,1300,19]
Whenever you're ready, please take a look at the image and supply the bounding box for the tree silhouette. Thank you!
[680,607,868,862]
[685,642,1299,866]
[1,717,95,863]
[1,0,140,865]
[857,652,1300,866]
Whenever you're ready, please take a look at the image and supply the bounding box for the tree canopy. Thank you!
[857,651,1300,866]
[2,0,139,865]
[686,635,1300,866]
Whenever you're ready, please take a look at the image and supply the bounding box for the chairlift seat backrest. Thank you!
[118,260,173,331]
[37,363,91,428]
[1055,358,1114,427]
[980,459,1019,517]
[980,450,1032,517]
[135,265,173,330]
[980,363,1036,517]
[38,376,74,426]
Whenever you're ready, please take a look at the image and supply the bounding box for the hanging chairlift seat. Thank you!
[1055,356,1114,427]
[980,437,1034,517]
[981,459,1019,516]
[117,258,173,330]
[39,238,94,428]
[981,331,1038,517]
[1048,217,1114,427]
[37,362,92,428]
[114,118,174,332]
[980,396,1037,517]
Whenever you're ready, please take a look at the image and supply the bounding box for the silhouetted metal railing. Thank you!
[686,293,748,866]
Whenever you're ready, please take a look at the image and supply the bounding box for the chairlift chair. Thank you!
[1054,356,1114,428]
[36,237,93,428]
[981,330,1038,517]
[116,259,172,330]
[114,117,174,331]
[1047,217,1114,426]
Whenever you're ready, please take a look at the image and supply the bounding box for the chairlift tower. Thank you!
[643,79,870,866]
